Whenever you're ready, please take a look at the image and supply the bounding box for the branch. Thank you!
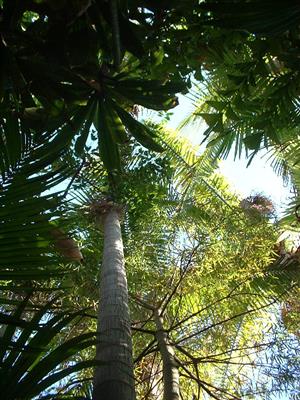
[169,281,249,333]
[177,359,223,400]
[130,293,155,311]
[175,300,277,345]
[197,377,242,400]
[179,354,242,400]
[134,339,157,364]
[160,243,200,315]
[194,341,274,362]
[110,0,121,68]
[131,326,156,335]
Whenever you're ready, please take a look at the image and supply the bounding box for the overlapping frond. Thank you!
[0,122,76,280]
[0,292,98,399]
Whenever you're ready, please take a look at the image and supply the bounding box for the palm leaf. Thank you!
[0,110,87,279]
[0,294,99,400]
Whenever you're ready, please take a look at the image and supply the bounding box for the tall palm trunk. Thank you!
[154,308,180,400]
[93,204,135,400]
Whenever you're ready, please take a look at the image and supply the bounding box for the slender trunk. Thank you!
[153,308,180,400]
[93,206,135,400]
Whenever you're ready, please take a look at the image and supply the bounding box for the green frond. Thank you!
[0,118,80,279]
[154,124,234,210]
[0,293,98,399]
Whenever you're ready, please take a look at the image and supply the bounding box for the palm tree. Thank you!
[91,200,136,400]
[0,4,190,396]
[70,134,175,400]
[67,121,229,399]
[2,2,300,398]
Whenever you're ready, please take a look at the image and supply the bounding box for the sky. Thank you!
[167,94,292,216]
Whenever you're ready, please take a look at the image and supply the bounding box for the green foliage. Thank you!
[0,291,98,399]
[0,0,194,177]
[0,2,299,398]
[0,118,76,279]
[128,206,297,399]
[180,3,300,223]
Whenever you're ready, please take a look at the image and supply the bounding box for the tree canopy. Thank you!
[1,1,300,399]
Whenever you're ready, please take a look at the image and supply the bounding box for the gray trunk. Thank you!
[154,308,180,400]
[93,207,135,400]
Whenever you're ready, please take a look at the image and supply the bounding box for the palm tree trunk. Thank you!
[153,308,180,400]
[93,204,135,400]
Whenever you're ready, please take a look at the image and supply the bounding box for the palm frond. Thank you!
[0,292,98,400]
[0,116,82,279]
